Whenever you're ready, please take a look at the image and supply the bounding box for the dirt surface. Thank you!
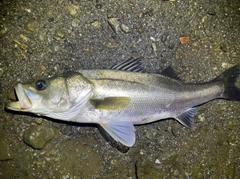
[1,0,240,178]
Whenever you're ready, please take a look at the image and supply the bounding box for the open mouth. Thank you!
[6,84,32,111]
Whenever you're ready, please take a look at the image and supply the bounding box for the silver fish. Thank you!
[6,58,240,147]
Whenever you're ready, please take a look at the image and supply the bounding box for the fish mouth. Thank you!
[6,84,32,111]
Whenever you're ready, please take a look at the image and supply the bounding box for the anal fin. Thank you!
[175,108,197,128]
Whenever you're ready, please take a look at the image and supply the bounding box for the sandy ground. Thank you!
[1,0,240,178]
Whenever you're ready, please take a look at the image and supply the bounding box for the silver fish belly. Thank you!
[6,58,240,147]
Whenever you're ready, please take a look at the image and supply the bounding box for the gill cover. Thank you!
[7,72,94,121]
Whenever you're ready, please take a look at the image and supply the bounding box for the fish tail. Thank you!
[213,65,240,101]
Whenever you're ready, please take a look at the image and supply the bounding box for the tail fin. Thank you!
[213,65,240,101]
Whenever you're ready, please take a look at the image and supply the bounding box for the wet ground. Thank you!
[1,0,240,178]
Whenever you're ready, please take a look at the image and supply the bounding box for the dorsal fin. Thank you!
[108,57,143,72]
[161,66,182,81]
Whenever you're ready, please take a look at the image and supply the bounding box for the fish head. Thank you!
[6,72,94,119]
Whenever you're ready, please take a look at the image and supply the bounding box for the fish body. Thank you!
[6,58,240,147]
[77,69,222,125]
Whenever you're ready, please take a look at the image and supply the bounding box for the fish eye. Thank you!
[35,80,47,90]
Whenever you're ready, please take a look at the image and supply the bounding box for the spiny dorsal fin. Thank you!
[161,66,182,81]
[175,108,197,128]
[108,57,143,72]
[90,97,131,110]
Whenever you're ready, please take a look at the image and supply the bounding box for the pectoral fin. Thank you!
[98,121,135,147]
[90,97,131,111]
[175,108,197,128]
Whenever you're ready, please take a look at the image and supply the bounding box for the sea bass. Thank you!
[6,58,240,147]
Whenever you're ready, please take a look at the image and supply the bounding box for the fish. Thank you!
[6,58,240,148]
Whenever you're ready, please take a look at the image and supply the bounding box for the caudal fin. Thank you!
[213,65,240,101]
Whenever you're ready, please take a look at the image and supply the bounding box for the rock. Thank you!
[0,140,14,160]
[91,20,101,29]
[71,19,80,28]
[95,3,102,9]
[23,125,55,149]
[161,33,175,49]
[108,18,120,34]
[24,21,36,32]
[161,33,169,43]
[38,33,45,41]
[67,6,79,15]
[179,35,190,45]
[53,29,65,40]
[0,67,4,77]
[137,27,145,34]
[207,9,216,16]
[107,42,120,48]
[0,22,8,37]
[152,43,157,55]
[120,24,130,33]
[34,118,43,125]
[135,158,164,178]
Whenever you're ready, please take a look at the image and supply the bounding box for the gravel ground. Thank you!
[1,0,240,178]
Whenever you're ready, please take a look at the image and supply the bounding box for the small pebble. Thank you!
[0,22,8,37]
[108,18,120,34]
[152,43,157,55]
[39,33,45,41]
[137,27,145,34]
[173,169,179,176]
[54,29,65,40]
[34,118,43,124]
[150,36,156,41]
[120,24,130,33]
[179,35,190,45]
[24,21,36,32]
[155,159,161,164]
[161,33,169,43]
[107,42,120,48]
[0,68,4,77]
[67,6,79,15]
[221,62,232,69]
[95,3,102,9]
[91,21,101,28]
[71,19,80,28]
